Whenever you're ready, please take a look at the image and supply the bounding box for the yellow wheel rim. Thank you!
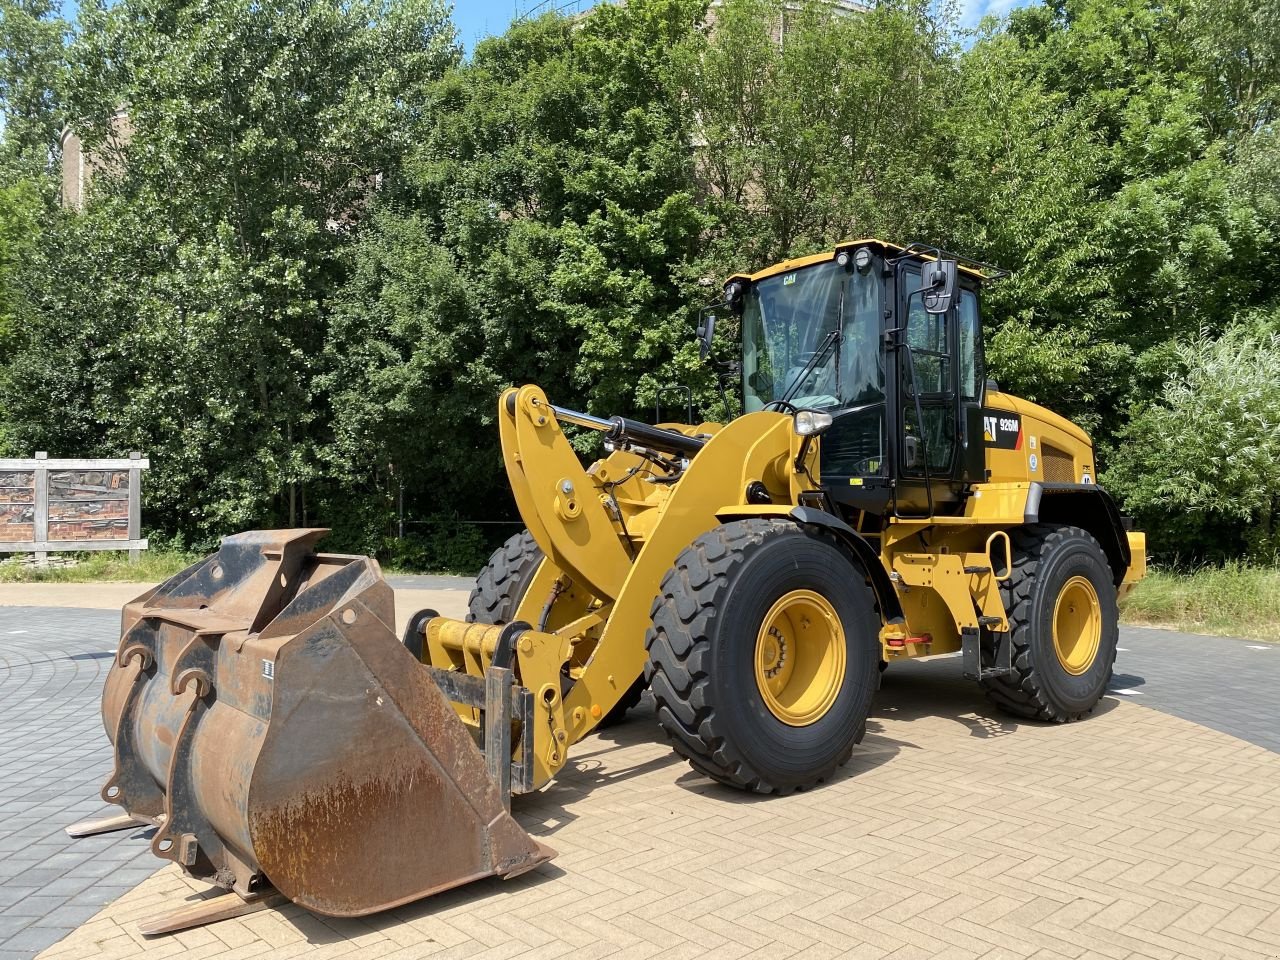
[754,589,846,726]
[1053,575,1102,676]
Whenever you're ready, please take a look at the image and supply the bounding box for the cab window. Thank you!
[957,289,982,401]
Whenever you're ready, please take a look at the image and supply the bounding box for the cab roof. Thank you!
[728,239,999,286]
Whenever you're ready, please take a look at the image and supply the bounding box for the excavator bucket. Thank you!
[98,529,553,918]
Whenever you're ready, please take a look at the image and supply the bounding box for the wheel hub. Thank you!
[1053,575,1102,676]
[754,589,846,727]
[760,627,787,679]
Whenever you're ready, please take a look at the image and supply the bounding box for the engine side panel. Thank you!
[981,391,1097,487]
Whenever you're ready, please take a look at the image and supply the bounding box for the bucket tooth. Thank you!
[98,529,555,919]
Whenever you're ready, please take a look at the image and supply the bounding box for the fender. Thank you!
[788,506,904,622]
[1026,483,1132,585]
[716,504,903,622]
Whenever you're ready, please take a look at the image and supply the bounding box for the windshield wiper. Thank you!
[778,328,840,407]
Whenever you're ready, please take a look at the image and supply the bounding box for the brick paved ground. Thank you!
[21,632,1280,960]
[6,595,1280,960]
[0,591,475,960]
[0,608,171,960]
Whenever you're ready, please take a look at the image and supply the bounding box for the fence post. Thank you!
[33,451,48,564]
[128,452,142,563]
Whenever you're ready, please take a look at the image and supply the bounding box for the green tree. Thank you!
[0,178,39,358]
[681,0,954,266]
[0,0,66,178]
[943,0,1279,457]
[3,0,459,545]
[321,0,711,549]
[3,0,1277,568]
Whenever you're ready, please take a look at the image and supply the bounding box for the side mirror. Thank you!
[697,311,717,361]
[922,258,958,314]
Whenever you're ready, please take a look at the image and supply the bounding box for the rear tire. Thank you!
[645,518,881,793]
[980,524,1118,722]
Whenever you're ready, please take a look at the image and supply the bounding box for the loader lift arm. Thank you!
[420,384,827,791]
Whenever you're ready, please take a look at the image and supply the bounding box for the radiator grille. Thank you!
[1042,444,1076,484]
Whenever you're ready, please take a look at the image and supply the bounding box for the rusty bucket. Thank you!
[99,529,553,917]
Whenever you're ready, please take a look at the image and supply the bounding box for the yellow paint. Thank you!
[513,625,572,781]
[557,412,797,765]
[754,589,846,726]
[1053,576,1102,675]
[961,482,1032,523]
[445,405,800,790]
[502,385,632,602]
[726,238,993,285]
[983,392,1094,485]
[1119,531,1147,599]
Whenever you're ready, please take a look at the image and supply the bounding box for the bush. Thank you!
[0,548,201,582]
[379,519,499,574]
[1121,562,1280,641]
[1105,325,1280,561]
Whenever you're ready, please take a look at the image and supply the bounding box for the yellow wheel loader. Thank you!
[88,239,1146,930]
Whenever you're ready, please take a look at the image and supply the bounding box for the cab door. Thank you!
[897,263,958,482]
[890,262,988,513]
[954,284,987,484]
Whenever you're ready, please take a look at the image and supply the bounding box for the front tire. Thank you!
[645,519,881,793]
[980,524,1119,722]
[467,529,543,625]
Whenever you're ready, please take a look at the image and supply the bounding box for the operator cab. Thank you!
[724,240,999,519]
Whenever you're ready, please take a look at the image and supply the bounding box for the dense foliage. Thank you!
[0,0,1276,566]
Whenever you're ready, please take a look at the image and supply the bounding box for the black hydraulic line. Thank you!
[605,417,706,458]
[549,403,706,458]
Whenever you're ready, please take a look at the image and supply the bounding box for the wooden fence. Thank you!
[0,452,149,561]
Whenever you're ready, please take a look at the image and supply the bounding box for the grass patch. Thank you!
[0,549,201,583]
[5,548,1274,641]
[1121,562,1280,641]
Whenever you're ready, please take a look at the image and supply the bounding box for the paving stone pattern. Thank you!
[0,608,160,960]
[35,659,1280,960]
[383,575,473,592]
[5,603,1280,960]
[1105,626,1280,754]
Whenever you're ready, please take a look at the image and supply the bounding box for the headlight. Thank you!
[793,410,833,436]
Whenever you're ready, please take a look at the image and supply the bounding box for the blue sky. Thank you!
[57,0,1035,49]
[453,1,592,50]
[452,1,522,51]
[454,0,1033,51]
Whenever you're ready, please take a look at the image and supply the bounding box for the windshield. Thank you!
[742,260,882,413]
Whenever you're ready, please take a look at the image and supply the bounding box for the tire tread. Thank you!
[467,529,543,624]
[979,523,1117,722]
[644,518,877,794]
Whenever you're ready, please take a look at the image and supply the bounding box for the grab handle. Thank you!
[985,530,1012,582]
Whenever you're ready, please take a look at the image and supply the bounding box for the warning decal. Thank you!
[982,410,1023,450]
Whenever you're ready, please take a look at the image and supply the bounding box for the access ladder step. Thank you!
[961,626,1014,681]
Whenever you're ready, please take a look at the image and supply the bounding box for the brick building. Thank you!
[58,109,131,209]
